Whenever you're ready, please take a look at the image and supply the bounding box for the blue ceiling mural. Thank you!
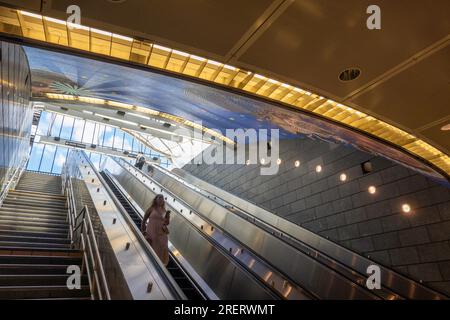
[23,46,448,185]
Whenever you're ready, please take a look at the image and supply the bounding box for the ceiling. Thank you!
[4,0,447,153]
[0,0,449,179]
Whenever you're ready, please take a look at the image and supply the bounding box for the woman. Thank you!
[141,194,170,266]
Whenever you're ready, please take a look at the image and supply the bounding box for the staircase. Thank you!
[0,171,90,299]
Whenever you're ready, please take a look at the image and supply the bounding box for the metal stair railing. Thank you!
[62,165,111,300]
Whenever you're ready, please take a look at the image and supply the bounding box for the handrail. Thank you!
[63,162,111,300]
[0,156,28,207]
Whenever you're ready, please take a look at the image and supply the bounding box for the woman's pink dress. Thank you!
[145,209,169,266]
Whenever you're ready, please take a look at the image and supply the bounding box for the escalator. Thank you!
[100,157,313,299]
[126,160,448,300]
[99,171,206,300]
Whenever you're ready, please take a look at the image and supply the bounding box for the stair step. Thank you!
[0,218,69,230]
[3,199,67,210]
[0,247,81,256]
[14,188,62,196]
[0,235,71,245]
[1,205,67,215]
[0,224,68,234]
[0,241,71,249]
[6,195,66,205]
[0,206,67,215]
[0,264,74,275]
[0,285,90,299]
[9,190,66,200]
[0,229,69,240]
[0,254,82,265]
[0,274,89,286]
[0,212,67,223]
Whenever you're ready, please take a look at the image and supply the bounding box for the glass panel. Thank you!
[103,126,114,147]
[123,133,133,151]
[95,124,105,146]
[89,152,101,170]
[36,111,52,136]
[113,130,124,149]
[39,144,56,173]
[71,119,85,141]
[82,121,96,144]
[60,116,74,140]
[51,147,68,174]
[132,137,140,152]
[50,114,64,136]
[27,143,44,171]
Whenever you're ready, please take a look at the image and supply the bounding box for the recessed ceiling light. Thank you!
[295,160,300,167]
[315,165,322,173]
[339,67,361,82]
[340,173,347,182]
[441,124,450,131]
[368,186,376,194]
[277,158,282,165]
[260,158,266,165]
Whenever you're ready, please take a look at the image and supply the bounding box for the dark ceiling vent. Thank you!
[117,110,126,116]
[163,123,171,128]
[339,68,361,82]
[103,118,110,122]
[60,107,69,111]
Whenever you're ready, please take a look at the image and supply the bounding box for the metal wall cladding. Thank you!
[0,41,33,192]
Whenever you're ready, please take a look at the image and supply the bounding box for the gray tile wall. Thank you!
[184,137,450,295]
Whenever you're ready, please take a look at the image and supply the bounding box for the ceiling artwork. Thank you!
[24,46,449,186]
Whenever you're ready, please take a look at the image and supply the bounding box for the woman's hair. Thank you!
[148,194,166,212]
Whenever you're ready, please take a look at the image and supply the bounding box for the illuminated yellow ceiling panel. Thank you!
[0,7,448,177]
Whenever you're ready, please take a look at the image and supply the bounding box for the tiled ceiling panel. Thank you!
[237,0,450,99]
[0,0,41,11]
[44,0,275,56]
[350,45,450,130]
